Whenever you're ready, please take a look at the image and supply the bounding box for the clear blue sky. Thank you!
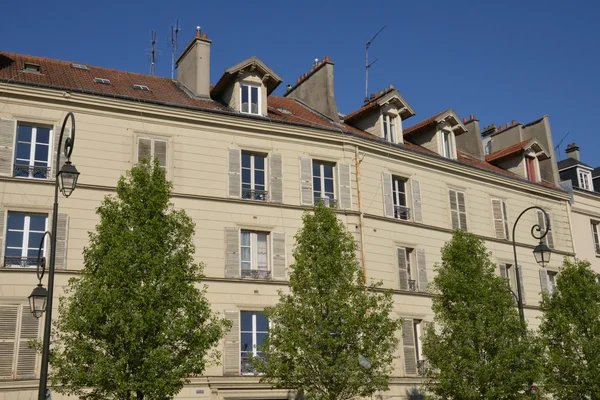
[1,0,598,166]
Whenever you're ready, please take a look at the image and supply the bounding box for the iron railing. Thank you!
[314,197,338,208]
[241,269,271,279]
[595,243,600,255]
[242,189,268,201]
[13,164,50,179]
[408,279,417,291]
[241,353,266,375]
[4,256,44,268]
[394,205,411,220]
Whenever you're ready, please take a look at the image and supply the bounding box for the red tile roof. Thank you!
[403,111,446,135]
[485,139,531,163]
[342,86,396,122]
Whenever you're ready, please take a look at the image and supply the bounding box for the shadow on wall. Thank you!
[405,387,425,400]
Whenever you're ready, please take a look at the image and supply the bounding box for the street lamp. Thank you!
[512,206,552,330]
[27,112,79,400]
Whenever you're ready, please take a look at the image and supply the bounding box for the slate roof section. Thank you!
[557,157,594,170]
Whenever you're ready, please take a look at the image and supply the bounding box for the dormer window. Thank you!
[442,131,451,158]
[525,156,539,182]
[382,114,398,143]
[578,168,593,190]
[241,84,261,115]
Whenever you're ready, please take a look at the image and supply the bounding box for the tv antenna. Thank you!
[150,31,157,76]
[365,25,386,102]
[170,19,180,79]
[554,132,570,160]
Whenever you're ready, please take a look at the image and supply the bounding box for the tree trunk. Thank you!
[137,390,144,400]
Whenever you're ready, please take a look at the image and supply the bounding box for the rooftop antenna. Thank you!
[554,132,570,161]
[365,25,386,102]
[150,31,157,76]
[170,19,180,79]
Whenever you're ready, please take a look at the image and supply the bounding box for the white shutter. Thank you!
[300,157,313,206]
[492,199,507,239]
[0,304,19,379]
[518,265,526,305]
[539,269,549,293]
[271,232,287,280]
[538,211,554,249]
[224,228,240,278]
[223,311,240,376]
[0,210,6,266]
[411,179,423,223]
[499,263,508,279]
[457,191,468,231]
[137,137,152,163]
[397,248,408,290]
[53,214,69,270]
[449,190,459,230]
[0,119,16,177]
[417,248,428,293]
[269,154,283,203]
[502,201,509,239]
[16,305,39,378]
[402,319,417,375]
[338,163,352,210]
[382,172,394,218]
[228,148,241,198]
[153,139,168,169]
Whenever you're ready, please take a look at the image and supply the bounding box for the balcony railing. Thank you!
[241,352,266,375]
[13,164,50,179]
[314,197,338,209]
[595,244,600,255]
[408,279,416,291]
[242,189,268,201]
[4,256,43,268]
[241,269,271,280]
[394,205,411,220]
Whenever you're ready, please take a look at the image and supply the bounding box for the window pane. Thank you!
[254,184,265,192]
[257,234,268,269]
[383,118,388,139]
[16,142,31,161]
[324,178,334,194]
[255,313,268,331]
[7,213,25,230]
[28,232,44,248]
[241,247,251,262]
[241,231,251,246]
[241,333,253,352]
[254,155,264,170]
[242,153,251,168]
[313,177,321,193]
[27,249,41,258]
[255,171,264,186]
[323,164,333,178]
[241,85,249,113]
[240,312,253,331]
[256,332,268,347]
[17,125,32,142]
[313,162,321,177]
[29,215,46,231]
[251,87,259,105]
[5,248,21,257]
[35,144,49,163]
[241,261,251,270]
[36,127,51,144]
[241,169,251,185]
[6,231,24,248]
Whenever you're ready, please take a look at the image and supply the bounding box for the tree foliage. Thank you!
[256,202,401,400]
[422,231,540,399]
[47,159,230,400]
[538,258,600,399]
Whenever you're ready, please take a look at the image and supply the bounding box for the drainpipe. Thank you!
[355,145,367,281]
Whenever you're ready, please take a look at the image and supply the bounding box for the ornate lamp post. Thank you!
[27,112,79,400]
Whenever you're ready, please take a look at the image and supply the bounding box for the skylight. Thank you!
[93,78,111,85]
[133,84,150,91]
[23,62,41,73]
[72,63,89,70]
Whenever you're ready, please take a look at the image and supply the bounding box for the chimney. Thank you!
[481,124,496,137]
[565,142,580,161]
[456,115,485,160]
[284,56,339,121]
[176,26,211,98]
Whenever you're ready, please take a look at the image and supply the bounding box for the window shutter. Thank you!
[417,248,428,293]
[538,211,554,249]
[269,154,283,203]
[498,263,508,279]
[517,265,526,305]
[338,163,352,210]
[448,190,459,230]
[300,158,313,206]
[402,319,417,375]
[16,305,39,378]
[411,179,423,223]
[228,148,241,198]
[53,214,69,270]
[0,304,19,379]
[52,125,69,179]
[137,137,152,163]
[223,311,240,376]
[0,119,16,177]
[539,269,549,293]
[382,172,393,218]
[502,201,509,239]
[224,228,240,278]
[457,191,468,231]
[153,139,168,169]
[397,248,408,290]
[492,199,506,239]
[0,210,5,266]
[271,232,287,280]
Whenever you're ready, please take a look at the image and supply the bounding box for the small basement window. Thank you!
[93,78,111,85]
[72,63,89,70]
[23,62,41,73]
[133,84,150,91]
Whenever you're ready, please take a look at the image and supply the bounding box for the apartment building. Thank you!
[0,29,574,400]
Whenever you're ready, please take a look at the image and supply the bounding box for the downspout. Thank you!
[355,145,367,281]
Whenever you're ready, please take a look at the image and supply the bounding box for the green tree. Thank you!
[422,231,540,399]
[47,159,230,400]
[538,258,600,399]
[256,202,401,400]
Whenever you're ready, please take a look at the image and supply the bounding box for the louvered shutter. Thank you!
[539,269,549,293]
[0,210,6,266]
[52,125,70,179]
[402,319,417,375]
[338,163,352,210]
[449,190,459,230]
[269,154,283,203]
[271,232,287,280]
[417,248,428,293]
[137,137,152,163]
[397,248,408,290]
[154,139,168,170]
[0,304,18,379]
[382,172,393,218]
[457,191,468,231]
[16,305,39,378]
[499,264,508,279]
[300,157,313,206]
[411,179,423,223]
[224,228,240,278]
[0,119,16,177]
[223,311,240,375]
[492,199,506,239]
[538,211,554,249]
[518,265,526,305]
[228,148,241,198]
[502,201,509,239]
[53,214,69,270]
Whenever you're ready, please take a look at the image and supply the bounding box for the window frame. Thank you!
[413,319,423,364]
[391,176,410,220]
[592,221,600,255]
[312,160,336,206]
[578,168,593,191]
[13,123,53,180]
[382,113,397,143]
[137,136,168,170]
[240,311,268,375]
[240,230,270,278]
[4,212,48,268]
[505,264,517,293]
[525,155,539,182]
[441,130,452,158]
[240,84,262,115]
[547,270,558,294]
[241,152,268,200]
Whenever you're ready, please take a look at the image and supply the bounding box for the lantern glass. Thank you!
[28,284,48,319]
[58,161,80,198]
[533,241,551,268]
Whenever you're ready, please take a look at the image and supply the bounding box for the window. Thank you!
[240,230,270,279]
[592,222,600,254]
[578,169,593,191]
[241,84,261,115]
[240,311,268,375]
[0,304,40,379]
[137,137,167,169]
[547,271,557,294]
[4,212,47,268]
[484,139,492,155]
[442,131,451,158]
[449,189,468,231]
[491,199,509,240]
[392,177,410,220]
[241,152,267,201]
[13,124,52,179]
[413,319,424,371]
[503,264,517,293]
[525,156,537,182]
[398,247,416,291]
[313,160,336,208]
[383,114,397,143]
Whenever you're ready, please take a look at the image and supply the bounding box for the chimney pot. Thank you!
[505,122,510,128]
[196,26,201,37]
[470,114,474,120]
[512,120,516,126]
[463,117,467,123]
[499,126,504,131]
[176,27,211,98]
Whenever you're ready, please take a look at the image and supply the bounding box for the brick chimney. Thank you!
[565,142,580,161]
[176,26,211,98]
